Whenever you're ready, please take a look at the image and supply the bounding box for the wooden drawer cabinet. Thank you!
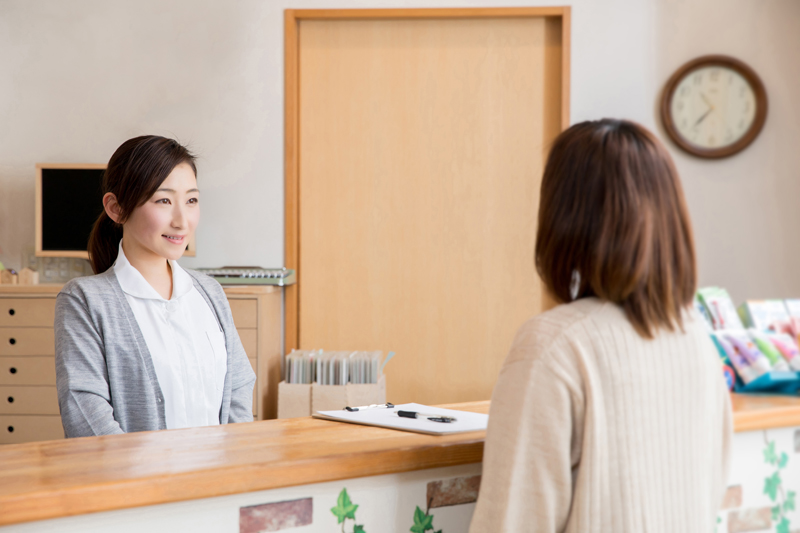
[239,328,257,358]
[0,299,55,327]
[0,386,59,415]
[0,284,282,444]
[229,300,257,329]
[0,328,55,356]
[0,415,63,444]
[0,357,56,385]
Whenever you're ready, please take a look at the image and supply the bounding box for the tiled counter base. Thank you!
[0,464,482,533]
[719,426,800,533]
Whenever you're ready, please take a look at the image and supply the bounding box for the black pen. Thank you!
[396,410,457,423]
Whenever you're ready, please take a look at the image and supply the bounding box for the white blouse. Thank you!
[113,241,227,429]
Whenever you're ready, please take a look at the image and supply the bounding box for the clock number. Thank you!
[738,119,745,130]
[693,73,702,85]
[710,70,720,82]
[739,86,747,97]
[681,118,688,128]
[708,136,716,147]
[676,101,684,111]
[725,130,734,142]
[744,101,750,113]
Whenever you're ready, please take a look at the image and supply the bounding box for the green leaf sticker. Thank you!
[779,452,789,469]
[784,491,796,512]
[776,516,791,533]
[772,505,781,521]
[354,525,366,533]
[331,488,359,524]
[764,472,782,501]
[764,441,778,465]
[410,506,434,533]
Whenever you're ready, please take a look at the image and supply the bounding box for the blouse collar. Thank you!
[113,240,193,301]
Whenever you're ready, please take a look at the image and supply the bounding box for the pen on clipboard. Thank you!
[396,410,457,424]
[344,403,395,412]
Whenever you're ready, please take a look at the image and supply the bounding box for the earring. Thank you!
[570,270,581,301]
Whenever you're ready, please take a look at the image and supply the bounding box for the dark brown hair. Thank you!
[88,136,197,274]
[535,119,696,338]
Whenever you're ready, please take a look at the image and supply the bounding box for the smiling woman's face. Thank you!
[122,162,199,262]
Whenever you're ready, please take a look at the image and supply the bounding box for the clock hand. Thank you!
[700,92,715,110]
[694,107,713,127]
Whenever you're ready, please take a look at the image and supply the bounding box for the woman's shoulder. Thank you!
[505,297,615,365]
[59,270,118,301]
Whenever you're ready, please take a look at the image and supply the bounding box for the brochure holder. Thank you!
[734,371,800,395]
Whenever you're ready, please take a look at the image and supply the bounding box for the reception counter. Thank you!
[1,396,800,532]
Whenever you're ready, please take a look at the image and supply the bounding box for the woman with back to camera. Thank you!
[55,136,255,437]
[469,119,732,532]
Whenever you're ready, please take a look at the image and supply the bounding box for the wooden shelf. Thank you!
[0,284,282,295]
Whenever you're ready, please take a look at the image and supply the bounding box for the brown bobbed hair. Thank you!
[88,136,197,274]
[535,119,696,339]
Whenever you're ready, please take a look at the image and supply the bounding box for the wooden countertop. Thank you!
[1,395,799,526]
[0,402,488,527]
[731,392,800,432]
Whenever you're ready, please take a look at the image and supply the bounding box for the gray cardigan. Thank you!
[54,268,256,438]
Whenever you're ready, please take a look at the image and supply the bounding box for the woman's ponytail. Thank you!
[88,135,197,275]
[88,211,123,274]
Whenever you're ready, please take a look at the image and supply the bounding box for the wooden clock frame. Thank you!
[660,55,768,159]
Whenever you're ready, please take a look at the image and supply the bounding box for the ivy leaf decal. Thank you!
[410,506,434,533]
[778,452,789,469]
[331,488,359,524]
[776,516,791,533]
[772,505,781,521]
[764,472,781,501]
[784,490,796,512]
[764,441,778,465]
[354,525,366,533]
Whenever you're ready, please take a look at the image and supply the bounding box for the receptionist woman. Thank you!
[55,135,255,437]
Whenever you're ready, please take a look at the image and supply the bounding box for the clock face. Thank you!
[669,66,757,150]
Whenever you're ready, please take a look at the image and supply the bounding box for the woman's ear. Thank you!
[103,193,123,224]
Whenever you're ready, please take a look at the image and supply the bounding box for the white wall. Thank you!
[0,0,797,302]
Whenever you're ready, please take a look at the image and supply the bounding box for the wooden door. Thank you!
[286,8,570,405]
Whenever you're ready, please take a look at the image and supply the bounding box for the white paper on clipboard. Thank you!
[312,403,488,436]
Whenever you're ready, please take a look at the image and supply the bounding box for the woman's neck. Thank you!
[121,239,174,300]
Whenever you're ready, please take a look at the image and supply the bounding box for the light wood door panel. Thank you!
[295,14,566,405]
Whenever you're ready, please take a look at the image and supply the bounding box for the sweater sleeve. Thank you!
[217,293,255,424]
[55,291,124,437]
[227,325,256,423]
[470,354,582,533]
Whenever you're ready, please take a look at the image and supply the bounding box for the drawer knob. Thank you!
[7,309,14,316]
[6,426,13,433]
[9,367,16,374]
[7,396,13,404]
[9,338,16,345]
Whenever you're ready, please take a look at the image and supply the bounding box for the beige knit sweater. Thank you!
[469,297,732,533]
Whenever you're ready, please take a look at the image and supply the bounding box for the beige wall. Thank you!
[0,0,798,304]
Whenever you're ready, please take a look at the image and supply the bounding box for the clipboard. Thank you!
[312,403,488,436]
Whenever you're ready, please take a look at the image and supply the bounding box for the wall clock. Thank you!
[660,55,767,158]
